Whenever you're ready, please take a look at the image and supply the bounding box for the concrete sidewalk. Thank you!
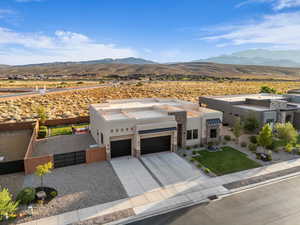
[20,158,300,225]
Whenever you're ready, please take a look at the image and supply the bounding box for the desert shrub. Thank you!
[266,141,277,151]
[248,143,257,152]
[136,82,143,86]
[186,146,191,150]
[192,150,197,155]
[190,158,195,163]
[50,191,58,198]
[183,153,187,157]
[197,163,202,168]
[224,135,231,141]
[207,141,214,147]
[260,86,276,94]
[16,187,36,205]
[204,168,211,174]
[76,81,84,84]
[285,143,293,153]
[249,135,258,144]
[267,151,272,161]
[0,188,18,221]
[38,126,48,139]
[241,142,247,148]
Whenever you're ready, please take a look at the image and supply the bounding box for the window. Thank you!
[266,119,274,124]
[101,133,104,144]
[210,129,217,138]
[110,129,113,133]
[121,128,124,132]
[116,129,119,132]
[126,128,129,131]
[187,130,192,140]
[193,129,198,139]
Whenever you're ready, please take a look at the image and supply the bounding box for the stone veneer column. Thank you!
[134,133,141,157]
[172,131,177,152]
[106,144,111,160]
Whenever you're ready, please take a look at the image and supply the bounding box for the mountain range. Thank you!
[197,49,300,68]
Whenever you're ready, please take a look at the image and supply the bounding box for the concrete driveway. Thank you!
[110,157,160,197]
[141,152,202,186]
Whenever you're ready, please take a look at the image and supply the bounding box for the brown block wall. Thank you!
[0,121,36,131]
[44,116,89,126]
[24,155,53,174]
[86,147,106,163]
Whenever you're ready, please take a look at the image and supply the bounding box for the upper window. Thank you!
[100,133,104,144]
[193,129,198,139]
[187,130,192,140]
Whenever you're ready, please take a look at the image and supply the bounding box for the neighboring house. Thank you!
[199,93,300,129]
[90,98,222,160]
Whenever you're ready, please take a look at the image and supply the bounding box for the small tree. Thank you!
[243,114,259,133]
[233,118,242,144]
[275,122,298,145]
[260,86,276,94]
[35,162,53,189]
[257,124,273,152]
[0,188,18,221]
[36,105,48,124]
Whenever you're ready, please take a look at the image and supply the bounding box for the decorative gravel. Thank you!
[11,162,127,224]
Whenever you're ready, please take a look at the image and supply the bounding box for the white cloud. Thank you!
[236,0,300,10]
[202,12,300,48]
[0,28,137,65]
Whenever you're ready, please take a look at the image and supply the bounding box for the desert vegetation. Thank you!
[0,81,300,122]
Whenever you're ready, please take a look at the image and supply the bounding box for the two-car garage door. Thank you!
[141,135,171,155]
[110,135,171,158]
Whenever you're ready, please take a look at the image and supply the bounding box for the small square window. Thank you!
[121,128,124,132]
[110,129,113,133]
[193,129,198,139]
[116,129,119,132]
[187,130,192,140]
[126,128,129,131]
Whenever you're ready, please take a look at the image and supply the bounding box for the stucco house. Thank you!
[199,93,300,129]
[90,98,222,160]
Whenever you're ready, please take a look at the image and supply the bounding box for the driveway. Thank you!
[110,157,160,197]
[141,152,202,186]
[16,162,127,224]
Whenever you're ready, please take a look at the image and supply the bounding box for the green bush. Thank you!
[207,141,214,147]
[186,146,191,150]
[249,135,258,144]
[267,152,272,161]
[192,150,197,155]
[38,126,48,139]
[183,153,187,157]
[248,143,257,152]
[224,135,231,141]
[204,168,211,174]
[0,188,18,221]
[285,143,293,153]
[50,191,58,198]
[241,142,247,148]
[16,187,36,205]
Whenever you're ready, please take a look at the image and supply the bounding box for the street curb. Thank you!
[106,171,300,225]
[226,170,300,195]
[107,199,210,225]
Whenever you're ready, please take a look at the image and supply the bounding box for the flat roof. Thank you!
[91,98,220,121]
[203,94,285,103]
[233,104,271,112]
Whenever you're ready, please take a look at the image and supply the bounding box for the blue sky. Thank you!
[0,0,300,65]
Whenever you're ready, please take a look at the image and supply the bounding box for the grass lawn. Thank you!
[193,146,261,176]
[49,123,89,136]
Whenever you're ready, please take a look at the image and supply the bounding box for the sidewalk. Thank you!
[20,158,300,225]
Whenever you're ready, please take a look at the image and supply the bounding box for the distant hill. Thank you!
[18,57,156,67]
[1,61,300,80]
[197,49,300,68]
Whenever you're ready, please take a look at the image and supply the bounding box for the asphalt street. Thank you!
[129,176,300,225]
